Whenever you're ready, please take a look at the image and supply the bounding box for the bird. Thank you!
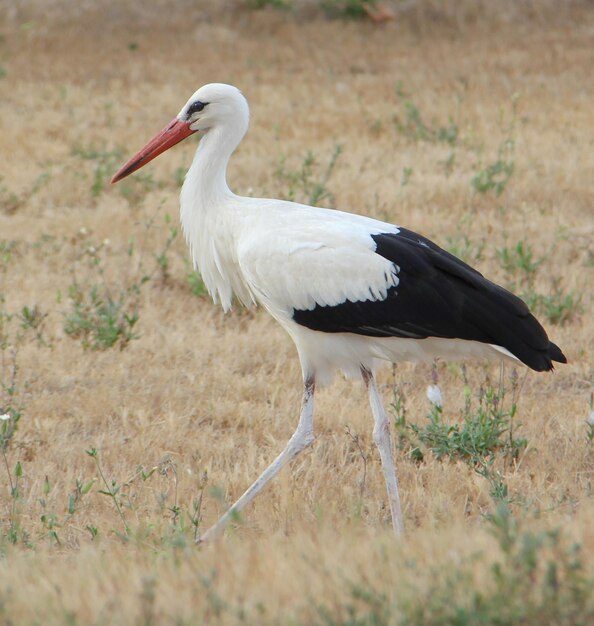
[111,83,566,541]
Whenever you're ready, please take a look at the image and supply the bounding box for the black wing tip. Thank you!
[549,341,567,366]
[535,341,567,372]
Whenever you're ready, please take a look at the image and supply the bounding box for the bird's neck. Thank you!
[180,121,250,311]
[185,126,237,205]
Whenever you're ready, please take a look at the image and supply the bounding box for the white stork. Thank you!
[112,83,566,541]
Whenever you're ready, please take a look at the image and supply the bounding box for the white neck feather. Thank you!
[179,114,253,311]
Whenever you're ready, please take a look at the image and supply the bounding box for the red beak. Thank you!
[111,118,196,184]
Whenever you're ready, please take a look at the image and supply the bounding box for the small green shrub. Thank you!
[118,170,157,206]
[63,213,180,350]
[446,234,486,264]
[393,373,526,502]
[471,94,522,198]
[471,139,515,197]
[496,239,582,325]
[313,506,594,625]
[320,0,376,19]
[275,144,343,206]
[72,144,123,199]
[393,88,459,145]
[187,270,207,297]
[64,282,140,350]
[496,238,541,283]
[246,0,293,9]
[522,282,582,326]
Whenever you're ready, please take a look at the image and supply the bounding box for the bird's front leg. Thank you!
[198,376,316,542]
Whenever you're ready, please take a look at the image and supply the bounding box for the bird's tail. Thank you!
[546,341,567,370]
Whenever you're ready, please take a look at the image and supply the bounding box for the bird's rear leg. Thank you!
[361,367,404,535]
[199,377,315,542]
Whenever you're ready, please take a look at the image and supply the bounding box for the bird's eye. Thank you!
[187,100,207,118]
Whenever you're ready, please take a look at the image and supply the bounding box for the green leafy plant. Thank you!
[481,504,593,624]
[118,170,157,206]
[86,447,130,537]
[38,475,95,545]
[400,166,413,187]
[471,138,515,196]
[0,242,31,546]
[0,397,23,547]
[313,506,594,625]
[72,144,123,199]
[446,234,486,264]
[80,449,207,545]
[0,361,25,545]
[496,238,541,283]
[187,269,207,297]
[521,279,582,326]
[470,94,523,198]
[496,238,582,325]
[393,90,458,145]
[586,386,594,443]
[0,181,21,213]
[394,372,526,502]
[275,144,343,207]
[63,213,180,350]
[17,305,49,346]
[0,172,50,214]
[64,282,140,350]
[246,0,293,9]
[1,458,24,545]
[321,0,377,19]
[153,213,179,284]
[174,166,187,188]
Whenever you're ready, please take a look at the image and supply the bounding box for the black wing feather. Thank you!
[292,228,566,372]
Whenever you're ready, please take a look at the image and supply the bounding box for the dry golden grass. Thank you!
[0,1,593,624]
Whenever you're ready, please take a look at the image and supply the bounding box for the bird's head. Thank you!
[111,83,249,183]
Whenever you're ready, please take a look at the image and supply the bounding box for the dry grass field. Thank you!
[0,1,593,623]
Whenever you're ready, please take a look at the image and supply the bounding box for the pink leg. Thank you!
[361,367,404,535]
[199,377,316,542]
